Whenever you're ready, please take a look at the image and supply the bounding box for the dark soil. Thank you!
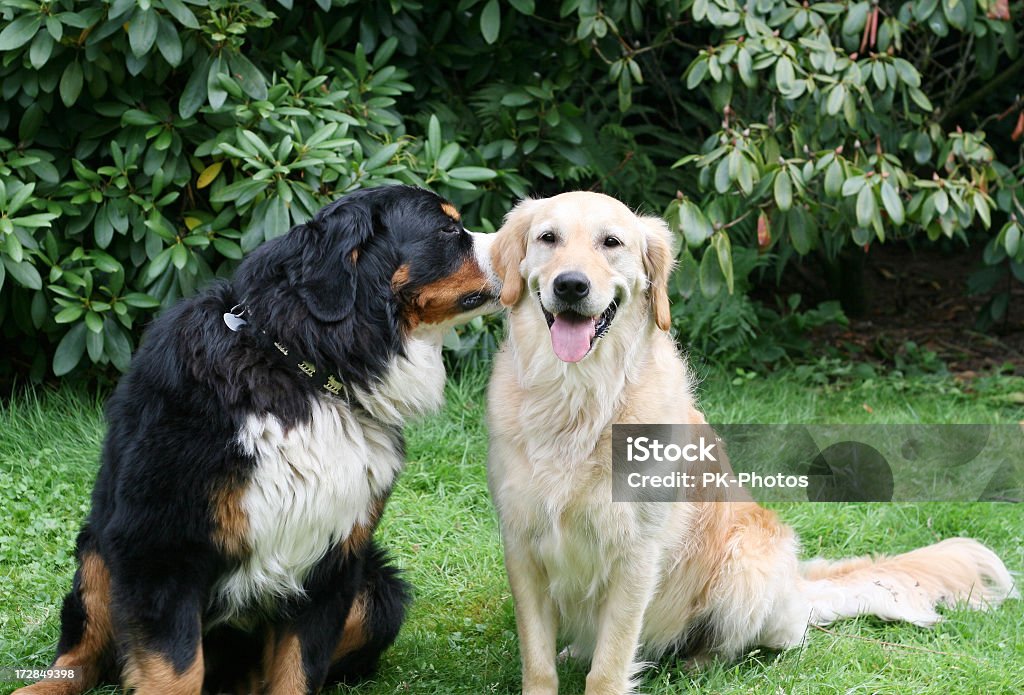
[776,243,1024,377]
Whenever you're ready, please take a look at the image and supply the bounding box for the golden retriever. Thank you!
[485,191,1018,695]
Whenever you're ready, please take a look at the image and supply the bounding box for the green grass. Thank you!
[1,367,1022,694]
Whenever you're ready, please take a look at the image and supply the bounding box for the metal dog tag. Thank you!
[223,312,248,331]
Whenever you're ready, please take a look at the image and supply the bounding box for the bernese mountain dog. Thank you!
[15,185,499,695]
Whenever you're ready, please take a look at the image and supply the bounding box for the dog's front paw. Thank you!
[584,671,638,695]
[522,669,559,695]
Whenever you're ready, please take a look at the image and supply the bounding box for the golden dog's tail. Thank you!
[799,537,1018,627]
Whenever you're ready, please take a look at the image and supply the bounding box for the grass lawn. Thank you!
[1,365,1022,694]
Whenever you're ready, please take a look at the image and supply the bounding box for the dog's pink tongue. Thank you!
[550,314,596,363]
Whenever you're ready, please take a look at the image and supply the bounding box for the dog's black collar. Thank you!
[223,303,349,400]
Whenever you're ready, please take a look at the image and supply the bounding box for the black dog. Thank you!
[16,186,498,695]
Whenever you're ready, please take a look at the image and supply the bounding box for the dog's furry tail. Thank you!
[799,537,1018,627]
[14,528,115,695]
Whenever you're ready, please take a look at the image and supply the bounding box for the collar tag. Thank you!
[223,304,248,332]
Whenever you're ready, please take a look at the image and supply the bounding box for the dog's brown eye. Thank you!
[603,236,622,248]
[538,231,557,243]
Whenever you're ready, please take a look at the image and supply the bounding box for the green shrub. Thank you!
[0,0,1021,381]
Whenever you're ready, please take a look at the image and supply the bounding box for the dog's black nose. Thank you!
[553,271,590,303]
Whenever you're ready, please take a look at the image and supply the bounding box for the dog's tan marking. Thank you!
[122,647,203,695]
[263,632,307,695]
[391,264,411,290]
[13,554,114,695]
[211,483,250,557]
[332,592,370,660]
[440,201,461,221]
[340,496,385,557]
[400,258,489,328]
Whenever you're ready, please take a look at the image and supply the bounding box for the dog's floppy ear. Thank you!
[640,215,676,332]
[492,198,540,307]
[298,201,376,322]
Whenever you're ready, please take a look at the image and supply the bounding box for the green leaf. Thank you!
[509,0,535,13]
[698,247,723,297]
[871,61,886,90]
[240,130,274,161]
[436,143,461,171]
[775,57,795,92]
[880,181,904,225]
[163,0,200,29]
[207,54,228,110]
[675,249,698,297]
[122,292,161,308]
[129,8,159,57]
[265,196,289,239]
[11,212,59,229]
[842,1,870,35]
[426,114,441,163]
[500,92,532,107]
[713,232,734,294]
[912,132,932,164]
[1004,224,1021,257]
[942,0,967,30]
[852,226,872,246]
[856,185,879,229]
[774,170,793,211]
[213,237,244,259]
[90,251,121,273]
[736,48,755,87]
[481,0,501,44]
[365,142,401,170]
[679,201,714,247]
[973,193,992,228]
[53,322,87,376]
[228,52,268,100]
[841,175,865,197]
[86,325,104,362]
[826,84,845,116]
[448,166,498,181]
[179,55,212,117]
[714,157,731,194]
[155,15,182,66]
[0,14,42,51]
[59,61,83,107]
[914,0,939,21]
[171,243,188,269]
[104,319,132,372]
[892,58,921,88]
[144,247,172,283]
[908,86,933,112]
[29,28,53,69]
[685,56,708,89]
[789,213,812,255]
[122,108,162,126]
[735,157,753,195]
[54,305,84,324]
[84,310,103,334]
[2,256,42,289]
[824,159,844,197]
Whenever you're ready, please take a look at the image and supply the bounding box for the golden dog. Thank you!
[485,191,1017,695]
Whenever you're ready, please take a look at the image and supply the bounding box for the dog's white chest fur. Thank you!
[213,397,402,621]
